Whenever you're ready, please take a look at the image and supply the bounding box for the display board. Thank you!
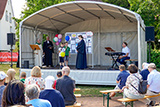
[65,31,93,54]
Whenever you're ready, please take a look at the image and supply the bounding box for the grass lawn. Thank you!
[0,64,20,79]
[75,85,114,97]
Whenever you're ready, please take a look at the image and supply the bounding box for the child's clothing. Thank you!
[20,78,25,83]
[59,47,65,62]
[64,46,70,61]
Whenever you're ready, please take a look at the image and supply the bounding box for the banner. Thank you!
[0,52,18,62]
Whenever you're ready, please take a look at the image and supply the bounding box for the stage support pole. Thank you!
[10,45,13,68]
[98,18,101,66]
[19,22,22,68]
[137,19,142,69]
[92,34,94,68]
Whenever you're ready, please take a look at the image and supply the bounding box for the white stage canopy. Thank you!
[20,1,147,69]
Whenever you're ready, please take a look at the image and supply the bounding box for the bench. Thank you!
[117,93,160,107]
[100,89,121,107]
[75,94,81,98]
[125,59,138,64]
[75,88,81,91]
[65,103,81,107]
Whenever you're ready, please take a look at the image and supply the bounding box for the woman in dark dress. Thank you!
[76,35,87,69]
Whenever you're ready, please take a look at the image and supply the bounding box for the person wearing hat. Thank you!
[146,63,160,106]
[0,71,8,107]
[39,76,65,107]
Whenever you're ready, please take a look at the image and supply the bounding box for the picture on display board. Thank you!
[65,32,93,54]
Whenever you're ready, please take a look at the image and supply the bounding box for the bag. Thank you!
[130,74,148,94]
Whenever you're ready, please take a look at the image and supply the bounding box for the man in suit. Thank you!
[56,66,76,106]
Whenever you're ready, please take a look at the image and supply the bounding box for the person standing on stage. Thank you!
[59,43,65,69]
[76,35,87,69]
[117,42,130,65]
[64,42,70,66]
[43,36,53,67]
[34,39,42,67]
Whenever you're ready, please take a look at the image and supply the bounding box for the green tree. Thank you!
[102,0,130,9]
[129,0,160,49]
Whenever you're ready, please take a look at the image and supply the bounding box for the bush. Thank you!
[147,49,160,68]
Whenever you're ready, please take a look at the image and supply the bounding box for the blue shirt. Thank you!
[27,99,52,107]
[0,85,5,107]
[147,70,160,92]
[39,89,65,107]
[117,70,130,89]
[140,69,150,80]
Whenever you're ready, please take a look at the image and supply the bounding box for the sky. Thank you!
[12,0,26,18]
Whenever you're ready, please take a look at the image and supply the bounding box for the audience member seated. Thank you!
[122,64,144,99]
[145,63,160,106]
[110,65,130,98]
[56,66,76,106]
[140,62,150,80]
[53,71,62,89]
[10,105,32,107]
[0,71,8,107]
[4,69,16,85]
[20,72,26,83]
[26,84,52,107]
[25,66,45,90]
[39,76,65,107]
[2,80,26,106]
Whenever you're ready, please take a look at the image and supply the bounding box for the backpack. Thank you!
[130,74,148,94]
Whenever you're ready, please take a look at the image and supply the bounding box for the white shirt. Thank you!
[122,46,130,57]
[147,69,160,92]
[58,47,65,57]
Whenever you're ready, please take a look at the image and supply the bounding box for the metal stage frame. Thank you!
[20,69,120,85]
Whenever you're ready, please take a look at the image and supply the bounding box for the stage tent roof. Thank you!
[20,1,144,32]
[20,1,146,69]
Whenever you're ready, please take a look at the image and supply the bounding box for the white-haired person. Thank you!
[56,66,76,106]
[146,63,160,106]
[25,66,45,90]
[4,68,16,85]
[39,76,65,107]
[140,62,150,80]
[26,84,51,107]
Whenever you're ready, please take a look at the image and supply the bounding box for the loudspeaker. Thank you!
[145,27,155,42]
[24,61,29,68]
[7,33,15,45]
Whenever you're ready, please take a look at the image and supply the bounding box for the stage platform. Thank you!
[20,68,120,86]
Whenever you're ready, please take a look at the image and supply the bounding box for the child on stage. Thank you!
[64,42,70,66]
[58,43,65,69]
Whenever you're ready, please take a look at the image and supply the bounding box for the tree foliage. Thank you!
[103,0,160,49]
[128,0,160,49]
[102,0,130,9]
